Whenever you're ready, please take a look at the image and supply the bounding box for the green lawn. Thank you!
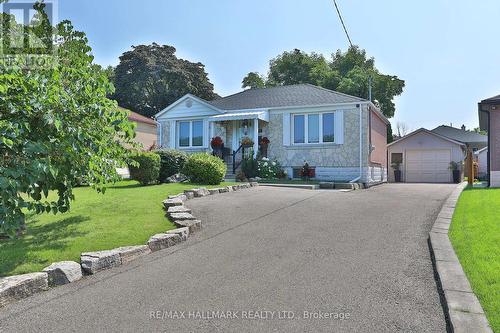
[0,180,235,277]
[449,187,500,332]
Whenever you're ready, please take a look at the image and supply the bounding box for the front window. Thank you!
[292,112,337,144]
[178,120,204,147]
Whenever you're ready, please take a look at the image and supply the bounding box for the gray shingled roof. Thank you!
[480,94,500,104]
[207,84,366,110]
[431,125,487,143]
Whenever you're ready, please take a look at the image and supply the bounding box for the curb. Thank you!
[0,182,258,309]
[429,182,493,333]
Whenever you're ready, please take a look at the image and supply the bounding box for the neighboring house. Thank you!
[387,128,466,183]
[475,147,488,180]
[478,94,500,187]
[431,124,487,151]
[155,84,389,185]
[126,109,157,150]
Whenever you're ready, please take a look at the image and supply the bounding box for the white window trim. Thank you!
[177,120,206,148]
[291,112,337,145]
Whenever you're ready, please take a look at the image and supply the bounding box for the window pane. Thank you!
[391,153,403,164]
[323,113,335,143]
[293,115,305,143]
[192,121,203,146]
[179,122,190,147]
[308,114,319,143]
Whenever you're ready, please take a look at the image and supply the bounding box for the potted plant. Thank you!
[300,160,314,181]
[391,161,402,182]
[211,136,223,158]
[449,161,461,183]
[240,136,254,148]
[260,137,270,157]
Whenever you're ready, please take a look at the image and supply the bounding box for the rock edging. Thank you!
[429,182,493,333]
[0,182,258,309]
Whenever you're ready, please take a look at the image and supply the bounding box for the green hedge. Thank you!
[129,151,161,185]
[156,149,188,182]
[182,153,226,185]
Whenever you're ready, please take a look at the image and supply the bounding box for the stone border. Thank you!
[0,182,258,309]
[429,182,493,333]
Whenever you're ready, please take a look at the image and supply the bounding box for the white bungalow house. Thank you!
[154,84,389,185]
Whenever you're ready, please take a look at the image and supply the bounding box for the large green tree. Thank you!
[243,46,405,118]
[0,4,135,236]
[113,44,216,118]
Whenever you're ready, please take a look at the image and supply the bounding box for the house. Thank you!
[154,84,389,185]
[478,94,500,187]
[387,128,466,183]
[431,124,487,152]
[126,108,157,150]
[475,147,488,180]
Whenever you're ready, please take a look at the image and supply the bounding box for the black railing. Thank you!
[232,144,244,174]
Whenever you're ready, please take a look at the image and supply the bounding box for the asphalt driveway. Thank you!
[0,183,457,332]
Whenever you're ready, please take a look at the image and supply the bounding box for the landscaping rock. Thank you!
[208,188,222,195]
[226,186,233,192]
[183,190,195,199]
[250,182,259,187]
[80,250,122,274]
[170,212,196,221]
[319,182,334,189]
[168,193,188,202]
[163,198,184,209]
[147,233,182,252]
[166,227,190,241]
[167,205,192,215]
[219,187,229,193]
[165,173,187,183]
[193,188,209,197]
[173,219,202,233]
[232,185,240,191]
[43,261,82,286]
[0,272,48,308]
[114,245,151,264]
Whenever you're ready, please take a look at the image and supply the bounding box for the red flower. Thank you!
[211,136,223,147]
[260,137,270,145]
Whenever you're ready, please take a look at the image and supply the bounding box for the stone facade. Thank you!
[267,107,371,182]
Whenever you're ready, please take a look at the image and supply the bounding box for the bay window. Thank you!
[292,112,336,144]
[178,120,204,147]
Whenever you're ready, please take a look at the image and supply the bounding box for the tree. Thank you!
[113,44,216,118]
[242,72,265,89]
[0,4,135,236]
[242,46,405,118]
[395,121,410,137]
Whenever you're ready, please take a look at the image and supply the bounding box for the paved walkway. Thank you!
[0,184,456,332]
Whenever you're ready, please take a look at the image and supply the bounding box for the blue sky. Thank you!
[56,0,500,130]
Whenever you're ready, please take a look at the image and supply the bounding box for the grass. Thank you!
[0,180,236,277]
[449,187,500,332]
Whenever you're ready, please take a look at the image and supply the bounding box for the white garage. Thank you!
[387,128,466,183]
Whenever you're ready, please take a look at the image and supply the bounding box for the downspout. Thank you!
[479,105,491,187]
[350,103,363,183]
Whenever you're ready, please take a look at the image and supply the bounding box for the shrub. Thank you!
[156,149,188,182]
[257,157,283,179]
[129,151,161,185]
[182,153,227,185]
[241,155,258,178]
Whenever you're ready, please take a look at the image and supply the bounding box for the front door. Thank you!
[232,120,254,150]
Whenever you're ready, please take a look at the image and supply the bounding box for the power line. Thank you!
[332,0,353,47]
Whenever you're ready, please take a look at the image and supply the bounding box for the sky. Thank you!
[53,0,500,130]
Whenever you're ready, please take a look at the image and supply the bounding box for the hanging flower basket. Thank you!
[211,136,223,149]
[240,136,254,147]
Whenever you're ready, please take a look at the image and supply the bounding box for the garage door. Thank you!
[405,150,451,183]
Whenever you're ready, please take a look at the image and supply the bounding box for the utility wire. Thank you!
[332,0,353,47]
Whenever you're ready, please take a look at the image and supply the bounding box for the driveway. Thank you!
[0,184,456,332]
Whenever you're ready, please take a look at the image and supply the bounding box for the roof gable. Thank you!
[155,94,223,119]
[388,128,466,147]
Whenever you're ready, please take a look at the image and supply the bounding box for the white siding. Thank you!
[387,131,465,183]
[156,97,220,120]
